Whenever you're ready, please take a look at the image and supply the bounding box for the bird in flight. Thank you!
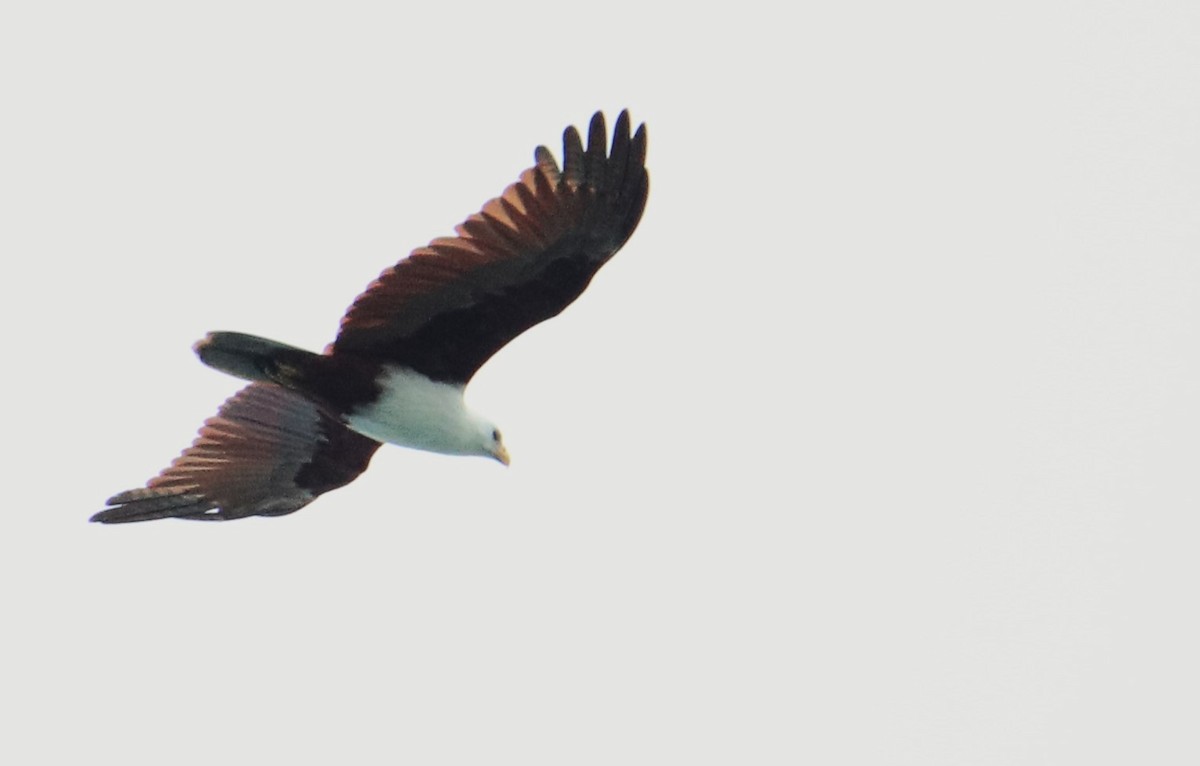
[94,110,648,523]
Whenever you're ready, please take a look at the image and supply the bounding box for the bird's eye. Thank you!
[492,429,501,442]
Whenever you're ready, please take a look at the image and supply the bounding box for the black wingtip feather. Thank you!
[631,123,648,169]
[606,111,632,191]
[562,125,585,185]
[534,145,560,178]
[91,491,215,523]
[585,111,608,182]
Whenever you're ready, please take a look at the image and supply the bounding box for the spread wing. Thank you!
[93,383,381,523]
[330,110,649,383]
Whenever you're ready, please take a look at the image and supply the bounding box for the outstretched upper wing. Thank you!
[93,382,381,523]
[331,110,649,383]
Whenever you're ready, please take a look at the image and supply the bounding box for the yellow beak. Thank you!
[493,444,511,466]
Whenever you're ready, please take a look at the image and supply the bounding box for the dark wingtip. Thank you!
[587,112,607,152]
[91,493,128,523]
[92,488,216,523]
[89,506,146,524]
[545,111,647,190]
[534,145,560,180]
[612,110,631,147]
[631,122,648,168]
[562,125,585,184]
[584,112,608,183]
[90,508,152,524]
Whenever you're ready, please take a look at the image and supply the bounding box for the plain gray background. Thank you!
[2,1,1197,763]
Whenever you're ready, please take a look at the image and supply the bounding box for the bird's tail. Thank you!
[194,332,320,387]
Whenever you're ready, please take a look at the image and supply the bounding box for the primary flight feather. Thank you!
[94,110,648,523]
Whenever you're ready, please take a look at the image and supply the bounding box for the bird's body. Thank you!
[344,366,492,459]
[193,331,496,459]
[94,110,647,523]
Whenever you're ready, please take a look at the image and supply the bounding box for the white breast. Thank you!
[345,366,478,456]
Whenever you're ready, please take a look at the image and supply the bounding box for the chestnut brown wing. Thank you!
[93,382,381,523]
[331,110,648,383]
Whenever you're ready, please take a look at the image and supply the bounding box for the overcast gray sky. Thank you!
[2,1,1198,763]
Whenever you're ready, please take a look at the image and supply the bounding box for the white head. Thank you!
[474,417,511,466]
[344,366,511,465]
